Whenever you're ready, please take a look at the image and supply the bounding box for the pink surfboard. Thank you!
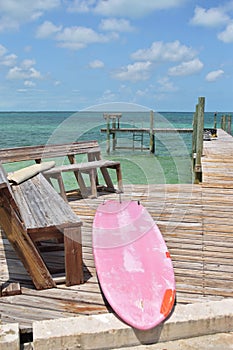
[92,200,176,330]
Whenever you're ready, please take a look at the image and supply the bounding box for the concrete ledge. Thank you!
[0,323,19,350]
[33,299,233,350]
[119,332,233,350]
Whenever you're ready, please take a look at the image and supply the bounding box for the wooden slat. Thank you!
[0,141,99,163]
[44,160,121,174]
[12,174,81,229]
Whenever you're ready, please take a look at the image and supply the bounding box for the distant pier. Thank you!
[101,111,193,154]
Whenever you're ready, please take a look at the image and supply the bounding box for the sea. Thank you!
[0,110,231,188]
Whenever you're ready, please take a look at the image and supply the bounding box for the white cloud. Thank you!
[0,17,19,32]
[67,0,96,13]
[168,58,204,76]
[99,18,134,32]
[158,77,178,92]
[54,80,61,86]
[7,65,43,80]
[0,44,7,56]
[112,61,152,82]
[36,21,62,38]
[24,80,36,87]
[131,41,196,62]
[67,0,186,17]
[94,0,186,18]
[17,89,27,93]
[55,26,118,50]
[0,0,61,31]
[0,44,17,67]
[190,6,230,27]
[136,89,148,97]
[0,43,44,85]
[1,54,17,67]
[205,69,224,82]
[98,89,117,103]
[89,60,104,69]
[21,59,36,69]
[218,22,233,42]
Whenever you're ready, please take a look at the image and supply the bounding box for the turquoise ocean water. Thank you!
[0,111,231,188]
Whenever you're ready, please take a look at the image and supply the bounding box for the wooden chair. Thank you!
[0,164,83,290]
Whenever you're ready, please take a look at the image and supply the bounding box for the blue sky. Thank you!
[0,0,233,111]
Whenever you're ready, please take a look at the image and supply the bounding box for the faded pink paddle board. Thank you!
[92,200,176,330]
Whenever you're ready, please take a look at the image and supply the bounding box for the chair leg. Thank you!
[100,167,115,190]
[56,173,68,202]
[89,168,97,197]
[116,164,123,192]
[64,226,83,286]
[0,203,56,290]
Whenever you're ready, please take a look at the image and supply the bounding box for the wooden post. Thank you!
[149,110,155,153]
[112,118,117,151]
[106,116,110,154]
[214,112,217,129]
[192,104,198,170]
[221,115,226,131]
[64,226,83,286]
[194,97,205,183]
[117,116,120,129]
[227,115,232,135]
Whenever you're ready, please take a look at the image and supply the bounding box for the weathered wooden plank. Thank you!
[13,174,82,229]
[22,286,106,305]
[0,293,107,315]
[0,141,100,163]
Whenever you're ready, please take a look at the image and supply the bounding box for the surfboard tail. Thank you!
[160,289,176,319]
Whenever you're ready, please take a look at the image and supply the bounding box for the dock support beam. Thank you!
[214,112,217,129]
[112,118,117,151]
[104,113,122,154]
[192,104,198,169]
[221,115,226,132]
[106,116,110,154]
[220,114,232,135]
[227,115,232,135]
[193,97,205,184]
[149,110,155,153]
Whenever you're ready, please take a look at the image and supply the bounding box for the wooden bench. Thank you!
[0,140,123,200]
[0,164,83,290]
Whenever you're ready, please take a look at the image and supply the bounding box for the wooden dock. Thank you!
[101,111,193,153]
[101,127,193,133]
[101,127,193,153]
[1,129,233,335]
[202,128,233,187]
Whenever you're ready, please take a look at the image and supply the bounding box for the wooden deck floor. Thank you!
[202,128,233,187]
[0,129,233,333]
